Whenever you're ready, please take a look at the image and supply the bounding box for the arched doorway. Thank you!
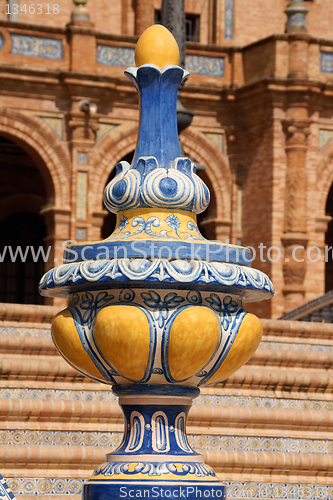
[0,213,46,304]
[0,136,48,304]
[326,183,333,292]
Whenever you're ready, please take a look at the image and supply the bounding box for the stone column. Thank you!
[226,125,244,245]
[135,0,154,36]
[41,206,71,307]
[161,0,186,67]
[282,1,311,312]
[282,118,311,312]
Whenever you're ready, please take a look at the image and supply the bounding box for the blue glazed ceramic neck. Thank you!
[108,401,198,459]
[126,65,188,170]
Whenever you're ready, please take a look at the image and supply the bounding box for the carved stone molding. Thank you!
[282,119,311,311]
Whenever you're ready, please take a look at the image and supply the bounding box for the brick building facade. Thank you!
[0,2,332,500]
[1,0,333,318]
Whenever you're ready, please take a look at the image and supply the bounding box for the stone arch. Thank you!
[316,139,333,214]
[315,141,333,295]
[91,122,138,212]
[180,128,232,221]
[0,109,71,208]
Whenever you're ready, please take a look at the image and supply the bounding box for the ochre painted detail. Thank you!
[94,305,150,381]
[51,309,106,382]
[207,313,263,385]
[106,208,200,241]
[92,463,219,482]
[168,307,220,381]
[134,25,180,69]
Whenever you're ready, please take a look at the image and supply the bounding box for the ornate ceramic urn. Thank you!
[40,25,274,500]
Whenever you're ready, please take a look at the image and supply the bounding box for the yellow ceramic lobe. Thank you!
[207,313,263,385]
[51,309,107,382]
[94,305,150,381]
[168,307,220,381]
[135,24,180,69]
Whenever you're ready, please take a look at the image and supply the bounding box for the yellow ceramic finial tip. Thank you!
[135,25,180,69]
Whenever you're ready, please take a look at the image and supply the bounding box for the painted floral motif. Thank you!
[79,292,114,326]
[110,214,204,242]
[141,291,185,328]
[205,294,240,330]
[165,214,181,236]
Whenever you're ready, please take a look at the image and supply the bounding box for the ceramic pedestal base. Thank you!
[84,386,226,500]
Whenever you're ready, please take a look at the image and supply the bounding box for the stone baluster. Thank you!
[135,0,154,36]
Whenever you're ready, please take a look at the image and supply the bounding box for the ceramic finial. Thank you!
[135,25,180,69]
[285,0,309,34]
[71,0,91,25]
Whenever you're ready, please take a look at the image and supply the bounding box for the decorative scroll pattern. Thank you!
[40,259,274,295]
[225,0,234,39]
[1,387,331,411]
[185,55,224,77]
[104,156,210,214]
[7,478,332,498]
[96,45,225,78]
[97,45,135,67]
[11,35,63,59]
[93,460,214,478]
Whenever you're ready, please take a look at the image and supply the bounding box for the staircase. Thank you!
[0,304,332,500]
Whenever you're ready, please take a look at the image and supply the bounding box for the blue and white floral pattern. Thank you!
[40,258,274,300]
[206,294,239,330]
[10,35,63,60]
[80,292,114,327]
[107,214,203,241]
[141,291,185,328]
